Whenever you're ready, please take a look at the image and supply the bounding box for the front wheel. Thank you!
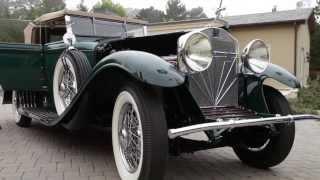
[112,83,168,180]
[233,85,295,169]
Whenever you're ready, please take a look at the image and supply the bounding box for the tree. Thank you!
[165,0,187,21]
[136,7,165,23]
[0,0,65,43]
[310,0,320,69]
[5,0,65,20]
[315,0,320,20]
[186,7,207,20]
[311,25,320,69]
[0,0,10,18]
[77,0,88,12]
[93,0,126,17]
[0,19,29,42]
[38,0,65,14]
[8,0,41,19]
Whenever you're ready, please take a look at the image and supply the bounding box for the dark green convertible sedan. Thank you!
[0,10,319,180]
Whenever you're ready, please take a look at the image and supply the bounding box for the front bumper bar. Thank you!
[168,114,320,139]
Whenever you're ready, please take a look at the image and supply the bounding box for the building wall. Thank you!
[296,23,310,87]
[229,24,296,89]
[230,24,296,74]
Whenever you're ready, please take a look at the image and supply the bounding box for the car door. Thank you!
[0,42,46,90]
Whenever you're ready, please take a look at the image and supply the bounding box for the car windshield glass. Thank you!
[70,16,144,39]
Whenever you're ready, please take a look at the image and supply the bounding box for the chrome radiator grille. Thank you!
[188,28,239,107]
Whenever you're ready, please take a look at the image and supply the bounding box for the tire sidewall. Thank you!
[112,83,168,180]
[12,91,32,127]
[12,91,22,123]
[233,85,295,168]
[53,51,81,115]
[112,90,143,180]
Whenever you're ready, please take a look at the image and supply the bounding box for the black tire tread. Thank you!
[60,49,92,90]
[121,82,168,180]
[233,85,295,169]
[16,115,32,128]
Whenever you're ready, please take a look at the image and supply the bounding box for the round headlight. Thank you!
[242,39,270,74]
[184,33,213,72]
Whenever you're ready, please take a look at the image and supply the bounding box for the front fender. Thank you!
[260,63,301,88]
[93,50,185,87]
[57,51,185,130]
[240,63,301,114]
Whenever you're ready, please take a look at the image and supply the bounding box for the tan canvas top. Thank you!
[33,9,147,25]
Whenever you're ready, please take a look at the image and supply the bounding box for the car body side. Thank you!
[0,24,301,130]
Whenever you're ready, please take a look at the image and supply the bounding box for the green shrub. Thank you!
[290,80,320,114]
[0,19,29,43]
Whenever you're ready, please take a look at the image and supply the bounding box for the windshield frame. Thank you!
[68,15,146,40]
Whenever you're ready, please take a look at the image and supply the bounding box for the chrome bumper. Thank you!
[168,114,320,139]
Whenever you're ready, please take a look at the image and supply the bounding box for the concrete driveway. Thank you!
[0,104,320,180]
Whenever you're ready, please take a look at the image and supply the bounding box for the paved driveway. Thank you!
[0,104,320,180]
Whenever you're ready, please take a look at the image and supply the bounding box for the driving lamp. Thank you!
[179,32,213,73]
[242,39,270,74]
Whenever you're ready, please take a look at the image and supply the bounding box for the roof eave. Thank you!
[229,19,308,28]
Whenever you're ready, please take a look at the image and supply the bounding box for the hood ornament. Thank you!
[206,0,229,29]
[215,0,226,19]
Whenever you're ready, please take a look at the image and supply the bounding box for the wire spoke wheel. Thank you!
[11,91,32,127]
[118,102,143,173]
[53,50,91,115]
[112,83,168,180]
[57,57,78,108]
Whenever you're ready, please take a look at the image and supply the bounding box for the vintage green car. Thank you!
[0,10,319,180]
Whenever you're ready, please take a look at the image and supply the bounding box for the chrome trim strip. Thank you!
[215,78,238,105]
[215,57,237,105]
[161,55,178,62]
[168,114,320,139]
[213,51,237,55]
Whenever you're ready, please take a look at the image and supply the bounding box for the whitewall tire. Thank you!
[53,56,78,115]
[53,50,92,115]
[0,85,3,105]
[12,91,32,127]
[112,91,143,180]
[112,83,168,180]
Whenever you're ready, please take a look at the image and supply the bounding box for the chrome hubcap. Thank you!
[118,103,142,173]
[58,58,77,107]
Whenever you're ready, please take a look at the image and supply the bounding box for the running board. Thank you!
[168,114,320,139]
[19,107,58,124]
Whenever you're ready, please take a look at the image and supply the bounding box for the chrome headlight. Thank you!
[178,32,213,73]
[242,39,270,74]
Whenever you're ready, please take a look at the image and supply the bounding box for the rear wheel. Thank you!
[233,85,295,168]
[112,82,168,180]
[12,91,32,127]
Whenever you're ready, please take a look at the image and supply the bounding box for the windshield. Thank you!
[70,16,145,40]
